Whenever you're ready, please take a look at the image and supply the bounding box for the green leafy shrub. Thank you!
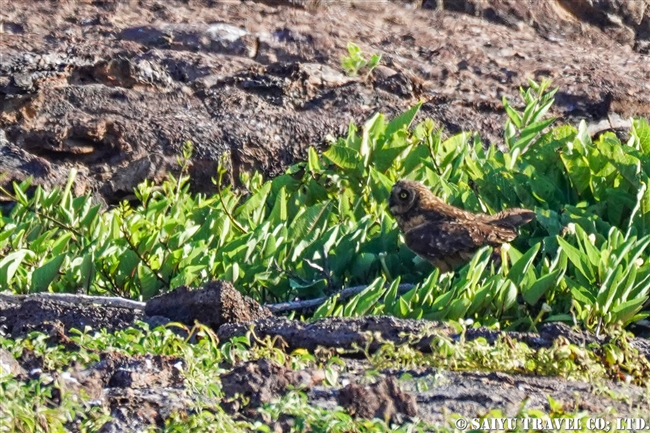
[2,79,650,331]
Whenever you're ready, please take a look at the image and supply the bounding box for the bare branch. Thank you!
[267,283,415,314]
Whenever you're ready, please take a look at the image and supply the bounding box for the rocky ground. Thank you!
[3,0,650,203]
[4,0,650,430]
[2,282,650,431]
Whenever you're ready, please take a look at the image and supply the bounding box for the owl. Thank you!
[388,180,535,272]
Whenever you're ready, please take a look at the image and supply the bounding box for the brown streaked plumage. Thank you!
[388,180,535,272]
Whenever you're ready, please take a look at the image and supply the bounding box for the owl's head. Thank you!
[389,179,427,216]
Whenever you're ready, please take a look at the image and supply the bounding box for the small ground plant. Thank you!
[2,321,647,433]
[341,42,382,77]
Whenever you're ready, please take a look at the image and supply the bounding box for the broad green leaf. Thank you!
[570,284,596,305]
[397,296,410,317]
[361,113,385,165]
[290,202,331,240]
[430,290,454,312]
[170,265,205,288]
[556,237,594,282]
[79,253,94,291]
[401,144,431,174]
[502,97,522,128]
[495,279,517,313]
[530,96,556,124]
[447,298,471,320]
[347,277,386,317]
[307,147,323,173]
[369,168,393,202]
[12,181,29,207]
[60,168,78,210]
[234,182,271,223]
[508,243,540,286]
[138,267,161,300]
[0,250,31,288]
[522,270,560,305]
[80,204,101,229]
[633,118,650,155]
[269,187,288,224]
[513,118,556,153]
[32,254,66,292]
[611,297,647,325]
[313,294,340,319]
[467,280,495,316]
[560,152,592,197]
[382,277,401,310]
[262,233,278,259]
[545,314,574,322]
[381,102,422,145]
[323,145,362,169]
[373,143,409,173]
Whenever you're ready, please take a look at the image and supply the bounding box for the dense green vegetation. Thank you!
[1,80,650,333]
[3,79,650,432]
[2,79,650,333]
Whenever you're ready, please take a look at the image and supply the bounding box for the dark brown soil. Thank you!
[101,352,185,389]
[71,353,190,432]
[218,315,452,352]
[338,376,418,424]
[0,297,144,337]
[3,1,650,202]
[0,349,191,432]
[3,290,650,430]
[3,289,650,359]
[220,358,325,413]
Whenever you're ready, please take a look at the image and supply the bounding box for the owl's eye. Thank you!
[399,191,409,200]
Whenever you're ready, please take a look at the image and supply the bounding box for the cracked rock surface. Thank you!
[2,0,650,202]
[3,288,650,431]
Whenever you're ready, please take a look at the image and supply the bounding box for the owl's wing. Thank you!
[404,220,501,271]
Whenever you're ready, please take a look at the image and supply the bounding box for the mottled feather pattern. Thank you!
[388,180,535,272]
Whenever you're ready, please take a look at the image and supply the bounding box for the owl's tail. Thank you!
[488,208,536,229]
